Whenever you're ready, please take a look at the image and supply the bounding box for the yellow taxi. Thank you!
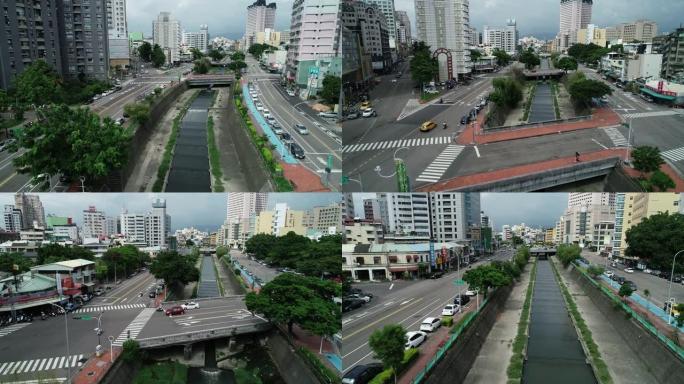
[419,121,437,132]
[360,101,371,110]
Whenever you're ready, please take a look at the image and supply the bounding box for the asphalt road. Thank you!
[342,248,516,373]
[245,57,342,191]
[230,250,279,284]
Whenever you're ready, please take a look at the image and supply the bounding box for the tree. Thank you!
[190,48,204,61]
[216,246,229,258]
[138,42,152,62]
[567,78,612,108]
[13,60,63,106]
[123,102,151,126]
[193,58,211,74]
[511,236,524,247]
[618,283,634,301]
[556,57,578,73]
[244,234,278,260]
[228,60,247,74]
[490,77,523,110]
[410,41,439,87]
[519,48,540,70]
[121,339,141,363]
[151,44,166,68]
[208,48,227,62]
[462,264,512,296]
[587,265,604,277]
[245,273,340,335]
[247,44,271,60]
[0,252,33,273]
[649,170,675,192]
[12,105,130,181]
[492,48,512,67]
[625,212,684,272]
[36,244,94,265]
[319,74,341,105]
[632,146,664,174]
[150,250,200,287]
[567,43,609,65]
[102,245,149,280]
[470,49,483,64]
[230,52,246,62]
[368,324,406,384]
[557,244,581,267]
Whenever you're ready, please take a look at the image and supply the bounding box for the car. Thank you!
[442,304,459,316]
[362,109,377,117]
[420,121,437,132]
[616,276,626,285]
[624,267,634,273]
[464,290,477,296]
[290,142,305,159]
[346,293,371,303]
[263,109,271,118]
[148,291,156,298]
[674,275,683,283]
[420,317,441,332]
[429,271,444,279]
[460,116,468,125]
[266,115,276,124]
[182,302,200,310]
[318,111,338,119]
[625,281,637,291]
[116,279,122,285]
[360,101,371,110]
[603,270,614,278]
[165,306,185,316]
[94,289,104,296]
[115,117,126,126]
[342,298,365,313]
[256,104,264,111]
[346,112,360,120]
[643,268,652,274]
[280,132,293,144]
[342,363,384,384]
[294,124,309,135]
[405,331,427,349]
[286,89,296,97]
[454,294,471,306]
[273,126,284,135]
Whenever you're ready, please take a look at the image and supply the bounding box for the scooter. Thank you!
[443,122,448,129]
[41,312,47,320]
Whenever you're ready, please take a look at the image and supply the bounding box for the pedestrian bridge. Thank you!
[185,74,235,87]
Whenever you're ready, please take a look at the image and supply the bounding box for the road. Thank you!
[342,61,684,192]
[0,64,192,192]
[342,248,516,374]
[230,249,279,284]
[244,57,342,191]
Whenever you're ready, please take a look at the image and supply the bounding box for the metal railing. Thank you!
[484,114,592,133]
[136,322,272,348]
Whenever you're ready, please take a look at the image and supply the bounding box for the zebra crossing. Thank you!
[112,308,156,347]
[73,303,146,314]
[0,323,30,338]
[661,147,684,163]
[343,136,452,153]
[415,145,466,183]
[622,110,682,119]
[0,354,84,376]
[602,127,628,147]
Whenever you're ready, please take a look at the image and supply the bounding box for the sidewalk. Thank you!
[288,324,341,373]
[623,164,684,191]
[281,163,330,192]
[463,266,533,384]
[457,107,621,145]
[417,148,627,192]
[72,347,122,384]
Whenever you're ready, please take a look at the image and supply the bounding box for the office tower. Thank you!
[0,0,63,89]
[557,0,593,52]
[286,0,340,80]
[341,0,392,72]
[568,193,615,208]
[245,0,276,48]
[617,20,658,42]
[395,10,412,45]
[382,193,431,236]
[414,0,471,80]
[14,194,45,229]
[483,19,519,55]
[3,205,23,232]
[82,206,107,239]
[120,212,146,242]
[312,203,342,232]
[59,0,110,80]
[153,12,181,64]
[227,193,268,223]
[105,216,118,236]
[363,0,397,49]
[183,25,209,53]
[146,199,170,247]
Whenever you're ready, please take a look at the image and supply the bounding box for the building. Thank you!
[568,193,615,208]
[395,10,412,46]
[120,213,146,243]
[577,24,606,47]
[255,203,307,236]
[430,193,480,243]
[51,224,79,243]
[653,28,684,84]
[616,20,658,43]
[414,0,471,80]
[342,193,355,221]
[483,19,519,56]
[227,193,267,224]
[106,0,130,71]
[255,28,282,48]
[363,0,397,49]
[146,199,170,248]
[245,0,276,49]
[605,26,620,43]
[344,219,384,244]
[0,0,63,90]
[341,0,392,73]
[312,203,342,232]
[3,205,23,232]
[82,206,107,239]
[558,204,615,246]
[557,0,593,52]
[153,12,181,64]
[59,0,110,80]
[286,0,340,83]
[544,228,555,244]
[382,193,431,237]
[14,194,45,230]
[183,25,209,53]
[32,259,95,292]
[363,199,382,222]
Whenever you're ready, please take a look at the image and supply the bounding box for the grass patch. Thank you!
[551,82,561,119]
[550,259,613,384]
[506,258,537,383]
[212,255,224,296]
[521,82,537,122]
[133,361,187,384]
[152,90,200,191]
[296,346,341,384]
[234,367,263,384]
[206,115,225,192]
[369,348,420,384]
[420,91,441,103]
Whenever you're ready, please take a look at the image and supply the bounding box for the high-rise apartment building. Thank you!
[82,206,106,239]
[106,0,129,69]
[245,0,276,48]
[153,12,181,64]
[226,193,268,223]
[146,199,170,247]
[363,0,397,49]
[414,0,471,80]
[14,194,45,229]
[617,20,658,42]
[557,0,593,52]
[483,19,519,56]
[341,0,392,72]
[255,203,307,236]
[653,27,684,82]
[3,205,23,232]
[430,193,480,243]
[312,203,342,232]
[59,0,110,80]
[568,193,615,208]
[120,213,146,243]
[286,0,340,80]
[382,193,431,237]
[395,10,412,46]
[183,25,209,53]
[559,204,614,245]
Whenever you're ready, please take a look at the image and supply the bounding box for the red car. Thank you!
[165,305,185,316]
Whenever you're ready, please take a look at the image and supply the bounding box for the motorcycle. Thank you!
[41,312,47,320]
[443,122,448,129]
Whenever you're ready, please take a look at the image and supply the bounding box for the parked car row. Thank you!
[342,288,374,313]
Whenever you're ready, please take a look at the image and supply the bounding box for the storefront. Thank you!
[640,80,684,106]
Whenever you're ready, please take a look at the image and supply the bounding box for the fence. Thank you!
[484,114,592,133]
[230,259,262,292]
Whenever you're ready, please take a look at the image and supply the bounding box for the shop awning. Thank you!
[641,87,676,101]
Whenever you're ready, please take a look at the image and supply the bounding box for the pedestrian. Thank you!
[575,151,580,162]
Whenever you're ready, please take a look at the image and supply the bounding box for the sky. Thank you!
[394,0,684,41]
[127,0,294,41]
[2,193,341,232]
[481,193,568,232]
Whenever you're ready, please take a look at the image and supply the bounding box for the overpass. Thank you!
[185,74,235,87]
[523,69,564,80]
[530,247,557,259]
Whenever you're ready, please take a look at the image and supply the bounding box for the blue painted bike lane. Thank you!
[242,82,297,164]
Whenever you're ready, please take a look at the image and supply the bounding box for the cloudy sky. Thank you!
[481,193,567,231]
[393,0,683,40]
[127,0,294,40]
[2,193,341,232]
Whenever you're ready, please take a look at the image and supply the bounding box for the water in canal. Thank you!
[523,260,597,384]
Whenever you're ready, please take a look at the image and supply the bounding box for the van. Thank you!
[290,143,305,159]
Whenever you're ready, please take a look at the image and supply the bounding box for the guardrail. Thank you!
[136,322,272,348]
[484,114,592,133]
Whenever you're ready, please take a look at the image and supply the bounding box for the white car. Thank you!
[419,317,441,332]
[263,109,271,118]
[464,290,477,296]
[643,268,652,274]
[347,293,371,303]
[442,304,458,316]
[362,109,377,118]
[405,331,427,349]
[256,104,264,111]
[624,267,635,273]
[604,270,614,278]
[181,302,200,310]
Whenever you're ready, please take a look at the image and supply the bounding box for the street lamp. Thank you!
[666,250,684,325]
[50,303,70,381]
[108,336,115,363]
